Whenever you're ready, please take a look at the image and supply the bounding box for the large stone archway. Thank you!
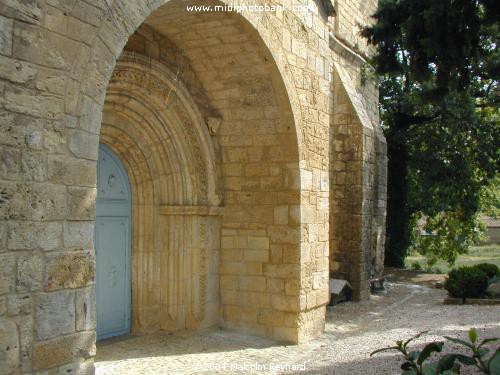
[101,52,222,334]
[0,0,387,373]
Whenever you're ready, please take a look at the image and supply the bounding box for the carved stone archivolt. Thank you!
[100,52,221,334]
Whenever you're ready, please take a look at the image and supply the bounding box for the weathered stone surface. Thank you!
[48,155,96,187]
[0,113,43,150]
[32,331,95,370]
[68,187,96,220]
[0,223,5,252]
[0,182,31,220]
[0,297,5,316]
[63,222,93,250]
[0,55,37,84]
[45,252,95,291]
[0,254,15,295]
[7,221,61,251]
[68,130,99,160]
[13,21,86,70]
[78,96,102,134]
[17,253,43,292]
[0,0,42,24]
[7,294,32,316]
[76,287,96,331]
[13,314,33,372]
[4,86,64,120]
[0,317,19,375]
[36,290,75,340]
[30,183,68,220]
[0,14,13,56]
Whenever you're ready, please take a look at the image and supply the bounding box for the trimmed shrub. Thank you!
[473,263,499,279]
[444,266,489,298]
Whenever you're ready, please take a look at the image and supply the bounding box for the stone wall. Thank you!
[0,0,386,374]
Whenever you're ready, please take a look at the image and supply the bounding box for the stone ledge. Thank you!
[32,331,95,370]
[159,205,224,216]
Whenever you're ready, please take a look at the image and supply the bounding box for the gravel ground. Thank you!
[95,277,500,375]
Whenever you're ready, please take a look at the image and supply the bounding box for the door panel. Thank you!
[95,144,131,340]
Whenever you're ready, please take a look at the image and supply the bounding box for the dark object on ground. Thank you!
[329,279,352,305]
[444,266,489,298]
[370,277,386,292]
[435,281,443,289]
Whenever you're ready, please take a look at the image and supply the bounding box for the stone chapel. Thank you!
[0,0,387,373]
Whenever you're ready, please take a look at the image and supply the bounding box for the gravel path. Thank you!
[95,280,500,374]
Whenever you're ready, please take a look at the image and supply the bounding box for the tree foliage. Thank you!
[362,0,500,267]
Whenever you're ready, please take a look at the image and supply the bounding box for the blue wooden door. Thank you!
[95,144,131,340]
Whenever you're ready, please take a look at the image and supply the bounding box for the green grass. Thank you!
[405,243,500,274]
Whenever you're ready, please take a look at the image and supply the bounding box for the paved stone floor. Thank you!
[95,277,500,374]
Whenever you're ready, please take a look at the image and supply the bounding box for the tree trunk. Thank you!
[384,139,412,268]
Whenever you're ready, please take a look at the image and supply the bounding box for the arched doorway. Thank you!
[95,144,132,340]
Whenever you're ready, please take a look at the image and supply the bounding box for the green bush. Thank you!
[473,263,500,279]
[433,267,444,274]
[444,266,489,298]
[412,261,422,271]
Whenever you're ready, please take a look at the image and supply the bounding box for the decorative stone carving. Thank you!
[206,117,222,136]
[102,53,222,334]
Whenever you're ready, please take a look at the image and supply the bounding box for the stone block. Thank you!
[284,279,301,295]
[36,290,75,340]
[7,294,32,316]
[0,15,13,56]
[239,276,266,292]
[269,225,300,244]
[264,263,300,279]
[0,254,15,295]
[76,287,96,331]
[20,151,47,182]
[68,187,96,220]
[45,252,95,291]
[80,96,102,134]
[17,253,43,292]
[63,222,94,250]
[4,86,64,120]
[244,249,269,263]
[0,182,31,220]
[68,130,99,161]
[0,317,19,375]
[32,331,95,370]
[13,21,86,70]
[0,222,7,253]
[0,55,36,83]
[30,184,68,221]
[247,236,269,249]
[12,314,32,372]
[48,156,96,187]
[0,0,42,24]
[7,221,62,251]
[274,205,288,225]
[271,294,300,312]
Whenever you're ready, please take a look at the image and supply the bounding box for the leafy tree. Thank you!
[362,0,500,267]
[480,175,500,219]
